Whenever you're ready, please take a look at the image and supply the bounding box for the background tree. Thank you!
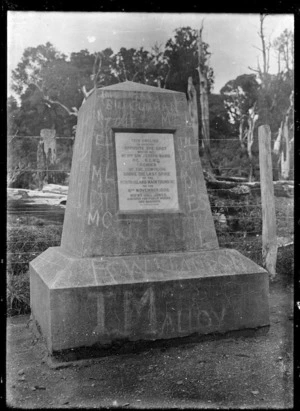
[9,28,250,188]
[109,47,162,86]
[219,17,294,181]
[248,15,294,132]
[220,74,260,181]
[249,15,294,179]
[220,74,259,148]
[164,26,215,170]
[11,42,65,95]
[10,46,118,137]
[89,48,119,89]
[11,43,77,136]
[208,93,233,141]
[164,27,214,93]
[7,96,20,139]
[271,29,294,180]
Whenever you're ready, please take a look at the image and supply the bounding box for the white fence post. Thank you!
[258,125,278,280]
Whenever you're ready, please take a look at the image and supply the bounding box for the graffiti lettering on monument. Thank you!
[89,284,227,339]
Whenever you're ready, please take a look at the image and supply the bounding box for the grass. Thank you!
[7,218,62,316]
[7,273,30,317]
[7,197,293,316]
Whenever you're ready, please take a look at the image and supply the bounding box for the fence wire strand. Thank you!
[8,133,294,270]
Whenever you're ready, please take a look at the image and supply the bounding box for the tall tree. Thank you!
[10,45,116,136]
[110,47,160,86]
[273,29,294,76]
[197,22,212,172]
[249,16,294,179]
[271,29,294,180]
[221,74,260,144]
[7,96,20,139]
[11,42,64,95]
[164,26,214,170]
[221,74,260,181]
[11,43,78,136]
[208,93,233,140]
[164,27,214,93]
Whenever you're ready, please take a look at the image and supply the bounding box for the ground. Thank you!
[6,189,294,408]
[6,273,293,408]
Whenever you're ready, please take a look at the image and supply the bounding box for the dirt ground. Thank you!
[6,194,294,408]
[6,271,293,409]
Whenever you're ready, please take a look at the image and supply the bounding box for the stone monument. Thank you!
[30,81,269,354]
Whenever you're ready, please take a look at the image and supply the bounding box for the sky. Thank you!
[7,12,294,96]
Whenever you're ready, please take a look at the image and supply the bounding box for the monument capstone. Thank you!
[30,81,269,353]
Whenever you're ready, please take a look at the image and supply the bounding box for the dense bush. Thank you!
[7,206,293,317]
[7,221,62,316]
[210,192,262,236]
[201,139,260,180]
[8,138,38,188]
[8,137,73,189]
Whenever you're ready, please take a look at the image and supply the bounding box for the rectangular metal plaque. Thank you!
[115,132,179,211]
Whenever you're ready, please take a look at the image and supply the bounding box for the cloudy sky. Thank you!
[7,12,294,95]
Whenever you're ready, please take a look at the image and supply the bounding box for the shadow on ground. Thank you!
[6,274,293,409]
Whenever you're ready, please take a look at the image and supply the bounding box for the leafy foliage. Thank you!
[8,137,38,188]
[220,74,259,131]
[164,27,214,93]
[7,221,62,316]
[8,25,293,186]
[7,96,20,136]
[11,42,64,95]
[208,94,234,140]
[8,28,215,138]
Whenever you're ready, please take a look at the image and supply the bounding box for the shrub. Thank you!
[210,193,262,237]
[8,137,38,189]
[7,222,62,316]
[7,223,62,276]
[7,273,30,316]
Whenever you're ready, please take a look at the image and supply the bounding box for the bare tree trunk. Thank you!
[258,125,278,280]
[92,52,102,88]
[36,140,47,190]
[122,57,128,81]
[273,90,294,180]
[249,14,270,97]
[239,106,258,182]
[246,105,259,182]
[187,77,199,151]
[281,120,290,179]
[239,116,247,150]
[41,129,56,166]
[197,24,210,151]
[196,23,218,174]
[164,67,171,89]
[37,129,56,188]
[199,71,210,151]
[260,15,267,75]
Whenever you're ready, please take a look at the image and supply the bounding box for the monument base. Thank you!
[30,247,269,353]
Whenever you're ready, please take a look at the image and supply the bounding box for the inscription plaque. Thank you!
[115,132,179,211]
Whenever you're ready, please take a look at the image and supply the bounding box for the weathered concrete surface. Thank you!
[60,81,218,257]
[8,273,293,409]
[30,247,269,352]
[30,81,269,354]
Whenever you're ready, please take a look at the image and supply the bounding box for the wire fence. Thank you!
[7,193,294,268]
[7,134,294,273]
[6,135,295,173]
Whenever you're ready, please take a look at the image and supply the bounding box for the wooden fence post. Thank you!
[258,125,278,279]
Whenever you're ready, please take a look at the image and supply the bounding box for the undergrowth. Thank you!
[7,220,62,316]
[7,204,293,316]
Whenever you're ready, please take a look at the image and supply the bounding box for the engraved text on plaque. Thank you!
[115,132,179,211]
